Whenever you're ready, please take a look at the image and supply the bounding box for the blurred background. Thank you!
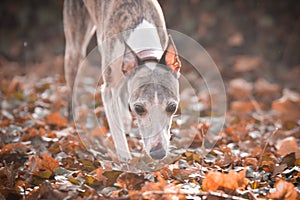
[0,0,299,91]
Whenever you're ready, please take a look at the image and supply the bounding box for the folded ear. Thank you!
[122,43,141,74]
[160,35,181,72]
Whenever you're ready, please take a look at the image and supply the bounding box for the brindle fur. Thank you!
[64,0,180,161]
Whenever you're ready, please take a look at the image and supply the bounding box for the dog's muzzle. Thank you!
[149,142,166,160]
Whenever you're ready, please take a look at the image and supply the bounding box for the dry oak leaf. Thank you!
[272,89,300,121]
[135,172,184,200]
[46,112,67,127]
[231,101,263,113]
[140,172,167,192]
[254,78,280,96]
[233,56,263,72]
[89,167,106,182]
[228,78,253,100]
[203,169,249,193]
[0,143,27,154]
[267,179,299,200]
[275,137,300,157]
[117,172,145,190]
[36,153,59,172]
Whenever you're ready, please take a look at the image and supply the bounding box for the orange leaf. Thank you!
[0,143,27,154]
[89,167,108,185]
[117,172,145,190]
[267,179,299,200]
[254,78,280,96]
[231,101,263,113]
[233,56,262,72]
[140,172,167,192]
[228,78,253,100]
[0,120,10,127]
[46,112,67,127]
[276,137,300,157]
[36,153,59,172]
[203,170,249,193]
[272,89,300,121]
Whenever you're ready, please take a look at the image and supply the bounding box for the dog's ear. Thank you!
[160,35,181,73]
[122,43,141,74]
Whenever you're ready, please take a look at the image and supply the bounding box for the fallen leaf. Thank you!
[231,101,263,113]
[202,169,249,193]
[233,56,263,72]
[32,170,52,179]
[228,78,253,100]
[0,143,27,155]
[46,112,67,127]
[244,157,258,168]
[261,160,275,173]
[89,167,109,186]
[103,170,123,187]
[267,179,299,200]
[276,137,300,157]
[254,78,280,96]
[36,153,59,172]
[272,89,300,121]
[141,179,165,192]
[117,172,145,190]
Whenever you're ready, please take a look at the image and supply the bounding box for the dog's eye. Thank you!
[166,103,177,114]
[134,104,146,116]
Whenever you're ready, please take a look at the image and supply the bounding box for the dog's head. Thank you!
[122,36,181,160]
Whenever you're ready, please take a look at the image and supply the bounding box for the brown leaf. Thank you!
[203,170,249,193]
[27,181,67,200]
[89,167,107,183]
[0,120,10,127]
[228,78,253,100]
[261,160,275,173]
[231,101,263,113]
[254,78,280,96]
[228,32,244,47]
[36,153,59,172]
[117,172,145,190]
[276,137,300,157]
[272,89,300,121]
[46,112,67,127]
[160,167,173,180]
[0,143,27,155]
[141,180,165,192]
[103,170,123,186]
[233,56,263,72]
[267,179,299,200]
[244,158,258,168]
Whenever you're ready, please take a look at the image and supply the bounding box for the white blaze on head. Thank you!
[126,19,163,58]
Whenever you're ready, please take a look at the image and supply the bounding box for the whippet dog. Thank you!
[64,0,181,161]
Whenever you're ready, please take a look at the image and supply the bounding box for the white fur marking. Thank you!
[126,19,163,56]
[145,62,156,71]
[154,90,159,104]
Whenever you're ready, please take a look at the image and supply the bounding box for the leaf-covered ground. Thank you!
[1,1,300,199]
[0,72,300,199]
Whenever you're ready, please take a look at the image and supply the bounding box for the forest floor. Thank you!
[1,1,300,199]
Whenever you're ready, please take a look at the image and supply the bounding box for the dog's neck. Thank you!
[126,19,164,56]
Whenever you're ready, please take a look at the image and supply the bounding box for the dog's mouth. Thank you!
[143,130,170,160]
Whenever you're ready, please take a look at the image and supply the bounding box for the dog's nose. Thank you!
[150,144,166,160]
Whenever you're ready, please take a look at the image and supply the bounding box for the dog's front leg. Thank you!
[63,0,95,120]
[101,85,132,162]
[118,84,132,133]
